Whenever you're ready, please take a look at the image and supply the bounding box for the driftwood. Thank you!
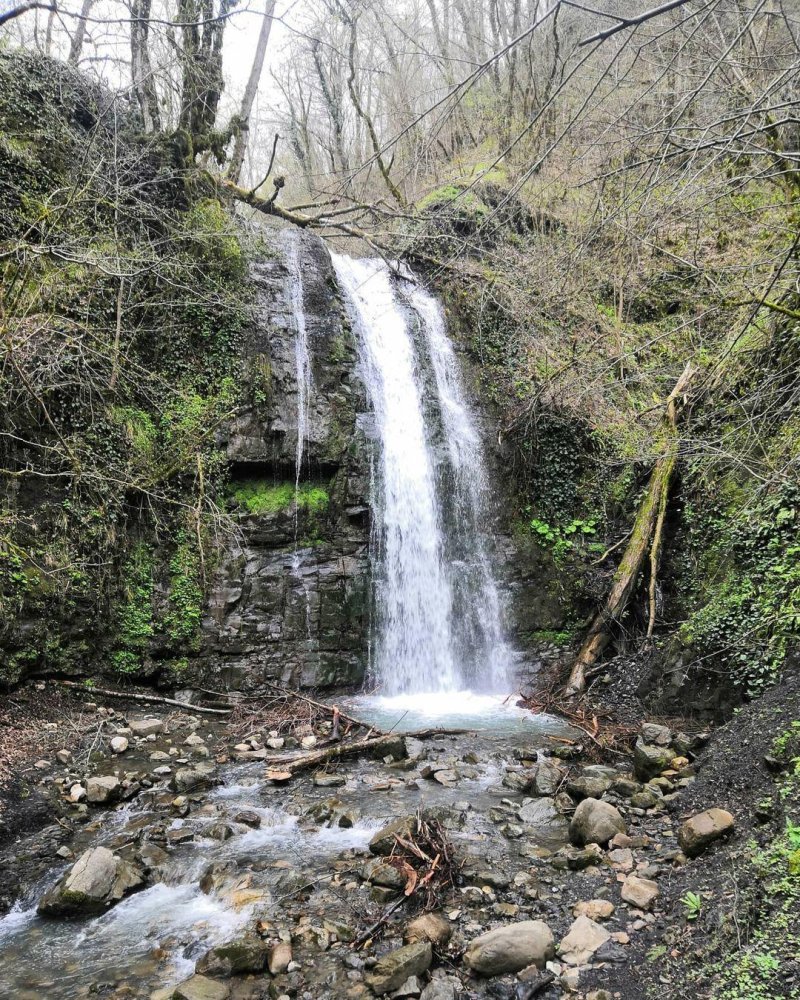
[564,362,695,696]
[52,680,231,715]
[254,681,371,735]
[267,727,475,776]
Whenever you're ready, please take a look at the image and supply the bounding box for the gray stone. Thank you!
[38,846,143,918]
[365,941,432,995]
[129,718,165,737]
[420,980,458,1000]
[533,760,564,796]
[621,874,660,910]
[678,808,734,857]
[195,935,268,976]
[569,798,626,846]
[633,739,673,781]
[110,736,129,754]
[463,920,554,974]
[171,763,217,793]
[393,976,422,998]
[567,775,612,800]
[518,797,561,828]
[172,975,230,1000]
[233,810,261,829]
[640,723,672,746]
[369,816,415,856]
[405,911,452,947]
[86,775,121,804]
[558,915,610,966]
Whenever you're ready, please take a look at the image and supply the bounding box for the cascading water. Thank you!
[284,232,315,637]
[332,254,512,701]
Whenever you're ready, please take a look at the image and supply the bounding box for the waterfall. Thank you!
[283,232,313,492]
[332,254,512,695]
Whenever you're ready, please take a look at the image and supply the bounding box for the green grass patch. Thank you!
[229,480,330,516]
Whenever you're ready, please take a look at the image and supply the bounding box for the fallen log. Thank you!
[266,727,476,776]
[51,680,231,715]
[564,362,695,696]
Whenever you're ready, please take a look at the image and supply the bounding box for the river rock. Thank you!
[110,736,129,754]
[621,874,659,910]
[518,797,565,832]
[558,915,610,966]
[640,723,672,746]
[633,739,673,781]
[573,899,615,920]
[567,775,612,800]
[369,816,415,856]
[233,810,261,829]
[38,846,143,918]
[184,732,205,747]
[678,808,735,857]
[171,763,217,793]
[405,911,452,947]
[86,774,121,804]
[463,920,554,974]
[420,980,458,1000]
[365,859,406,889]
[365,941,432,995]
[533,760,564,796]
[569,798,626,846]
[195,935,268,976]
[129,718,165,737]
[69,782,86,802]
[268,940,292,974]
[171,975,230,1000]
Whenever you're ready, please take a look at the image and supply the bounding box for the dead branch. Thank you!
[51,680,231,715]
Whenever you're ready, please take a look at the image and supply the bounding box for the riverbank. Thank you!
[2,678,795,999]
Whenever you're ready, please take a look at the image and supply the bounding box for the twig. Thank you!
[51,680,231,715]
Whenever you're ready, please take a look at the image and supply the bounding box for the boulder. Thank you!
[195,935,268,976]
[365,859,407,890]
[365,941,432,995]
[620,874,659,911]
[369,816,415,856]
[518,797,567,836]
[405,911,452,947]
[38,846,143,919]
[463,920,554,975]
[533,760,564,796]
[171,763,217,793]
[233,810,261,829]
[86,774,121,804]
[567,775,612,801]
[129,718,165,737]
[558,915,610,966]
[678,808,734,857]
[633,739,673,781]
[569,798,626,846]
[420,980,458,1000]
[171,975,230,1000]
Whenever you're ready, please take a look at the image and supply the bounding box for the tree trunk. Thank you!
[564,362,695,696]
[227,0,276,185]
[67,0,94,65]
[130,0,161,132]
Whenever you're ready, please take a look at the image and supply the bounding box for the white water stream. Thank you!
[332,255,513,703]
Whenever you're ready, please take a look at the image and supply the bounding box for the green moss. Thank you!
[164,534,203,649]
[110,543,155,675]
[229,480,330,516]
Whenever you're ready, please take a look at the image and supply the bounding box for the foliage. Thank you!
[228,480,330,516]
[110,544,155,675]
[681,891,703,921]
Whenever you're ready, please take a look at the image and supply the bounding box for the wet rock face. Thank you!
[38,846,143,919]
[196,231,371,691]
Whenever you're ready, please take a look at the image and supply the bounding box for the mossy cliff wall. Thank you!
[0,52,370,690]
